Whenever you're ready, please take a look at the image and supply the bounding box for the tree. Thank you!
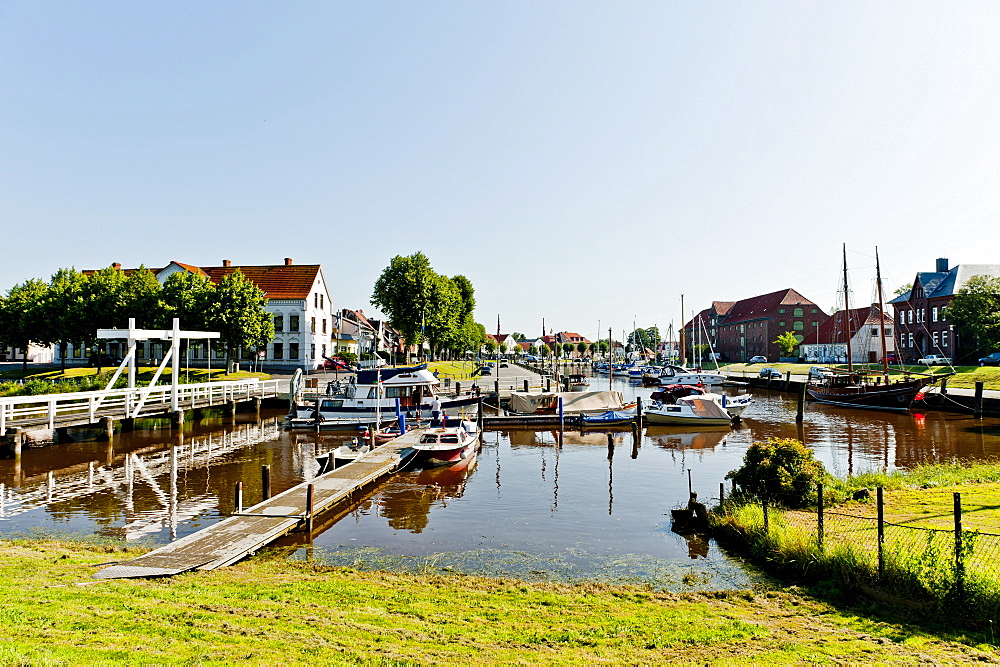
[371,252,438,352]
[726,438,826,508]
[160,271,215,331]
[206,270,274,369]
[337,349,358,365]
[528,345,540,357]
[562,342,574,357]
[774,331,799,357]
[894,283,913,297]
[38,268,86,371]
[77,266,128,372]
[423,274,462,359]
[598,340,609,355]
[484,339,498,356]
[588,342,597,355]
[510,331,526,341]
[576,341,588,356]
[120,266,162,329]
[0,279,48,372]
[946,275,1000,354]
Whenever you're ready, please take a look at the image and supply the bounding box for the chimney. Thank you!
[936,258,949,273]
[112,262,122,270]
[222,259,232,267]
[284,257,293,266]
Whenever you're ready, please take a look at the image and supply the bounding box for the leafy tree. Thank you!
[562,342,574,357]
[0,279,48,371]
[947,275,1000,353]
[39,268,86,371]
[484,339,498,355]
[78,266,128,372]
[597,340,609,355]
[894,283,913,297]
[160,271,215,331]
[726,438,826,508]
[120,266,162,329]
[576,341,588,356]
[371,252,438,351]
[337,350,358,365]
[528,345,540,356]
[423,273,462,359]
[206,270,274,368]
[588,342,597,354]
[511,331,526,341]
[773,331,799,357]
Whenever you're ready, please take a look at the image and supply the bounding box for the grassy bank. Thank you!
[712,462,1000,627]
[0,367,269,397]
[0,539,993,663]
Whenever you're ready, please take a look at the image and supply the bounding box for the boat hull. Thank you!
[645,411,733,426]
[807,377,933,412]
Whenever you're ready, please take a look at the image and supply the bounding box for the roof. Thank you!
[711,301,735,316]
[166,261,209,278]
[721,288,823,323]
[890,263,1000,303]
[200,264,321,300]
[813,305,892,344]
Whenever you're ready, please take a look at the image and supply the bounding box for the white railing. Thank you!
[0,378,282,435]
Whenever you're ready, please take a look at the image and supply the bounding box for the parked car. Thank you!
[978,352,1000,367]
[758,367,782,379]
[917,354,952,366]
[87,353,123,367]
[880,351,901,364]
[748,356,767,364]
[499,361,509,368]
[478,366,492,376]
[808,366,833,380]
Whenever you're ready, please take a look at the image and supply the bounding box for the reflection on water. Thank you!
[2,377,1000,590]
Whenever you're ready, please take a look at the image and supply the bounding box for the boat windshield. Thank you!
[419,434,438,444]
[440,435,459,443]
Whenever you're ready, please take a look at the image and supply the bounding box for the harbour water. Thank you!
[2,374,998,590]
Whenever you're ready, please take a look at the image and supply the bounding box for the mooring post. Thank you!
[494,380,500,396]
[100,416,115,441]
[637,397,643,423]
[817,483,824,551]
[974,382,984,419]
[523,379,529,392]
[261,465,271,500]
[171,410,185,429]
[687,468,692,496]
[305,483,315,532]
[955,492,964,601]
[10,428,22,458]
[940,378,948,395]
[606,433,614,459]
[558,396,564,432]
[234,481,243,514]
[546,377,551,392]
[784,371,791,391]
[720,482,725,505]
[455,382,462,396]
[252,397,261,416]
[477,396,484,430]
[877,486,885,579]
[796,384,806,423]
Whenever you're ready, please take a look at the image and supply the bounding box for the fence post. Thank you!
[817,482,824,552]
[954,492,964,601]
[877,486,885,580]
[762,496,769,534]
[719,482,725,506]
[261,465,271,501]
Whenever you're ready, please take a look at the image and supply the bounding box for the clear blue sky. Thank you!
[2,1,998,341]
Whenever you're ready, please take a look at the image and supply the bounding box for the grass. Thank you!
[714,462,1000,625]
[0,538,994,663]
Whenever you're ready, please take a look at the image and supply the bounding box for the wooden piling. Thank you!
[305,483,315,532]
[234,481,243,514]
[796,384,806,423]
[523,380,529,392]
[784,371,791,391]
[171,410,185,428]
[261,465,271,500]
[101,416,115,440]
[545,378,551,392]
[455,382,461,396]
[9,428,22,458]
[477,396,484,430]
[974,382,984,419]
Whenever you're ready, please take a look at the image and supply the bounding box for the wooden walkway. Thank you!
[93,430,422,579]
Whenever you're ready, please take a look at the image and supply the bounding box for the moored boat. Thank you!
[644,394,737,426]
[656,365,726,386]
[412,424,480,469]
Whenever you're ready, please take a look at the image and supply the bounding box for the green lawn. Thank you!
[0,539,992,663]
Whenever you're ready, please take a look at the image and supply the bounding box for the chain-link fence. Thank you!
[721,487,1000,615]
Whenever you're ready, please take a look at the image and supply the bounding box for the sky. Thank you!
[2,1,999,342]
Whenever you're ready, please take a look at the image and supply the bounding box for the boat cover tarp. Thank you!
[583,410,635,423]
[676,396,730,420]
[509,390,625,415]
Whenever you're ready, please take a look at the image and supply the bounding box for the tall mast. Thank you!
[875,247,890,378]
[843,244,853,372]
[680,294,686,366]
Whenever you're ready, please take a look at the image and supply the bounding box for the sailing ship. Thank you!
[806,246,948,412]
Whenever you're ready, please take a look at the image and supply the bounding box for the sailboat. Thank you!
[806,246,949,412]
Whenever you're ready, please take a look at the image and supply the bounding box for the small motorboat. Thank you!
[316,439,373,472]
[412,424,480,469]
[568,374,590,391]
[644,395,736,426]
[580,409,637,427]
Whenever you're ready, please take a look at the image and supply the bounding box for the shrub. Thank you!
[726,437,826,508]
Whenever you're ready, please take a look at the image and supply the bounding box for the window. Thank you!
[908,333,914,348]
[900,333,906,348]
[215,348,225,359]
[870,327,878,337]
[907,311,913,324]
[314,293,318,308]
[273,343,284,360]
[320,294,324,309]
[778,308,785,314]
[940,307,948,321]
[290,316,300,332]
[933,332,940,348]
[932,307,938,322]
[311,344,316,359]
[793,321,804,331]
[779,321,786,327]
[793,307,803,317]
[942,332,949,347]
[311,317,316,333]
[322,344,327,357]
[811,308,817,314]
[322,319,327,334]
[72,343,82,359]
[900,311,905,324]
[290,343,299,359]
[273,315,283,332]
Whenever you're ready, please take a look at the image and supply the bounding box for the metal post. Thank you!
[477,396,484,430]
[234,481,243,514]
[817,483,824,551]
[524,379,529,392]
[261,465,271,500]
[877,486,885,579]
[687,468,692,496]
[955,492,964,601]
[171,318,181,413]
[305,483,315,532]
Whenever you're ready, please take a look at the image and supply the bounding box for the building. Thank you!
[799,305,896,364]
[57,258,333,370]
[0,343,53,364]
[688,289,829,362]
[889,258,1000,362]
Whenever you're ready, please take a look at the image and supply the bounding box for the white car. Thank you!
[917,354,951,366]
[808,366,833,380]
[749,356,767,363]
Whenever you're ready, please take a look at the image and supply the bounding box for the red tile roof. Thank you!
[168,261,209,278]
[722,288,820,323]
[814,305,892,344]
[200,264,321,300]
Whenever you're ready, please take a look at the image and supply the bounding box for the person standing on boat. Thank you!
[429,396,442,426]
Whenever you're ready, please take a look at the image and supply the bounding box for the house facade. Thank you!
[799,305,895,364]
[688,289,829,362]
[56,258,333,370]
[889,258,1000,363]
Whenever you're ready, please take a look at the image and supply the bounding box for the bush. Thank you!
[726,438,826,508]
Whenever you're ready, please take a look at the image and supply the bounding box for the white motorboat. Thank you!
[644,394,736,426]
[655,364,726,386]
[412,424,480,469]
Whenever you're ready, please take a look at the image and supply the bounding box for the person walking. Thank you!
[429,395,441,426]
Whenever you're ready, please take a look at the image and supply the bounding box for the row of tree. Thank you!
[0,266,274,370]
[371,252,487,359]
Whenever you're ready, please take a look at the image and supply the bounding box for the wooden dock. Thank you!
[93,430,422,579]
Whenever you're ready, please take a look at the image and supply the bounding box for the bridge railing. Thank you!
[0,378,281,436]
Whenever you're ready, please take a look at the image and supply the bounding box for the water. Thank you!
[2,375,999,590]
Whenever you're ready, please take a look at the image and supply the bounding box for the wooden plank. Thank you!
[93,430,422,579]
